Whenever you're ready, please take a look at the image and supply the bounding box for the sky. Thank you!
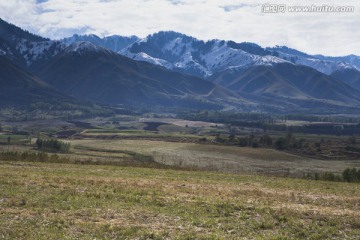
[0,0,359,56]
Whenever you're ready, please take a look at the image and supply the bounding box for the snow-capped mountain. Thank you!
[2,18,360,113]
[0,18,66,67]
[268,46,360,75]
[3,15,359,80]
[0,19,138,68]
[119,31,360,78]
[62,34,139,53]
[119,31,289,78]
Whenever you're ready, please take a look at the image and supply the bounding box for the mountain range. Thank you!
[1,18,360,114]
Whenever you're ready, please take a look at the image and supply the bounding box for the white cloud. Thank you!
[0,0,359,56]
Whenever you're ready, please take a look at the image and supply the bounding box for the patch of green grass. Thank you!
[85,129,150,134]
[0,134,27,140]
[0,134,29,145]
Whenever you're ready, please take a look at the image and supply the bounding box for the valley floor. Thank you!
[0,161,359,239]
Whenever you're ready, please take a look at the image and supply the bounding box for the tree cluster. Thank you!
[36,138,70,153]
[215,134,273,148]
[274,133,306,150]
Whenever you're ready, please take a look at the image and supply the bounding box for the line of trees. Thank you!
[0,151,64,163]
[214,133,308,150]
[180,110,360,125]
[36,138,70,153]
[308,168,360,183]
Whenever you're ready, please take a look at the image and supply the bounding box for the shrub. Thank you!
[343,168,360,182]
[319,172,340,182]
[348,136,357,144]
[199,137,207,142]
[275,137,287,150]
[252,141,259,148]
[259,135,272,146]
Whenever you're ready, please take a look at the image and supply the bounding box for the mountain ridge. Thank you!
[116,31,360,81]
[0,56,85,109]
[2,17,359,78]
[61,34,139,53]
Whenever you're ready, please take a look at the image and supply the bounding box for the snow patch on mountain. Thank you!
[64,41,105,54]
[128,52,172,68]
[16,40,66,66]
[253,55,288,66]
[163,37,191,55]
[175,52,211,76]
[298,58,358,75]
[203,42,254,71]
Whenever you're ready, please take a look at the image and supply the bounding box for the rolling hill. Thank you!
[331,68,360,91]
[0,56,81,108]
[210,63,360,111]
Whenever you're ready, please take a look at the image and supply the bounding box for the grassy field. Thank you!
[0,161,359,239]
[67,139,360,176]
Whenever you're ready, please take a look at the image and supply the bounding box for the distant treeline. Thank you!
[213,132,308,150]
[214,134,273,148]
[0,151,67,163]
[178,111,360,135]
[179,111,360,123]
[308,168,360,183]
